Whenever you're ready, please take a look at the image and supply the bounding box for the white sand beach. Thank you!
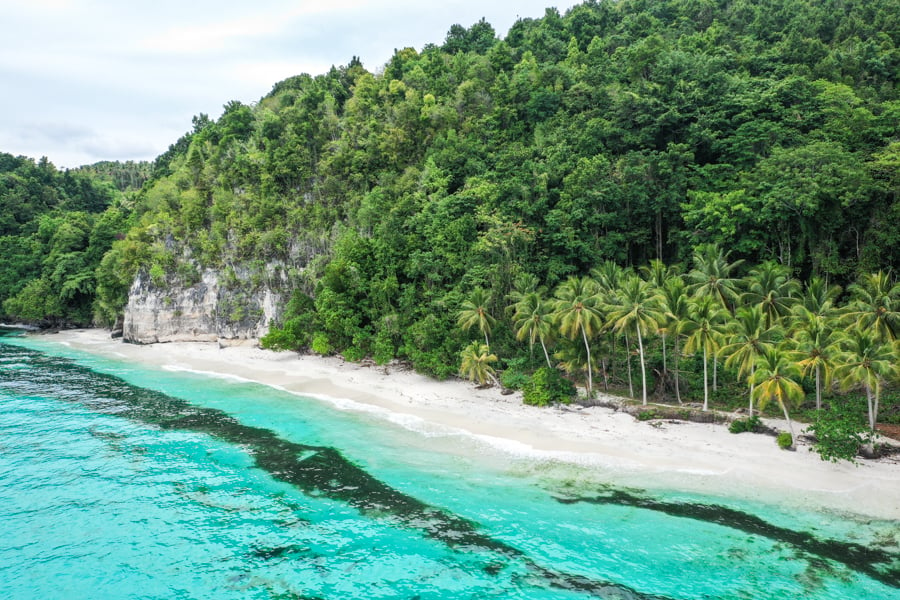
[38,329,900,520]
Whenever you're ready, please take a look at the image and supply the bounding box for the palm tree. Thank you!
[682,295,728,411]
[789,312,843,412]
[512,291,554,368]
[553,276,603,397]
[741,261,801,329]
[606,275,664,405]
[458,342,499,387]
[686,243,744,313]
[844,271,900,342]
[834,329,899,451]
[750,346,806,448]
[641,258,680,290]
[794,276,841,322]
[641,260,682,382]
[457,287,496,346]
[591,260,630,294]
[659,275,691,403]
[553,338,594,389]
[592,261,631,392]
[688,244,744,391]
[721,305,781,415]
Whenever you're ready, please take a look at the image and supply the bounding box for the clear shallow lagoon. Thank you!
[2,332,898,599]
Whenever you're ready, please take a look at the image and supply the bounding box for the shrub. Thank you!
[310,332,332,356]
[808,398,871,463]
[500,369,529,391]
[637,409,660,421]
[342,345,366,362]
[522,367,575,407]
[776,432,793,450]
[372,328,395,366]
[729,415,762,434]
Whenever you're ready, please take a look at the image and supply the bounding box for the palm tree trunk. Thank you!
[540,337,552,369]
[637,323,647,405]
[866,385,875,432]
[661,332,668,374]
[713,355,718,392]
[781,400,796,449]
[580,324,593,398]
[866,385,876,455]
[601,357,609,391]
[625,332,634,398]
[702,345,709,411]
[674,336,682,404]
[661,332,668,401]
[815,366,821,412]
[749,364,755,416]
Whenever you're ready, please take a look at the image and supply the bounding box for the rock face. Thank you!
[123,267,285,345]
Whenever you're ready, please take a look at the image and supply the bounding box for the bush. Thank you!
[808,398,871,463]
[637,409,660,421]
[522,367,575,407]
[776,432,793,450]
[310,332,332,356]
[500,369,529,390]
[729,415,762,434]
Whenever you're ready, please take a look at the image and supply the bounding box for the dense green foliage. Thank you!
[522,366,577,406]
[0,154,143,326]
[85,0,900,378]
[2,1,899,459]
[728,414,762,434]
[808,396,872,462]
[776,431,794,450]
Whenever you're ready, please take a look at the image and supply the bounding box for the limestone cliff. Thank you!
[122,267,285,345]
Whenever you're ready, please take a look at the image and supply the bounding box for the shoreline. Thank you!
[19,328,900,521]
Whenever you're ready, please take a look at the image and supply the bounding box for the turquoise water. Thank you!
[1,332,898,599]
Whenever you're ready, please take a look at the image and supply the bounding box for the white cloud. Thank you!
[0,0,580,167]
[140,14,287,55]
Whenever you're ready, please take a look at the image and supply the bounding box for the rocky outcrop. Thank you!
[122,267,285,345]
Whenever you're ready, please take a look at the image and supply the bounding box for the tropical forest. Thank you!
[2,0,899,462]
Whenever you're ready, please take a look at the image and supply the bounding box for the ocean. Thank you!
[1,330,897,599]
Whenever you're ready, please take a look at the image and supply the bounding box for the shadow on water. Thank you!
[0,341,667,600]
[554,487,900,589]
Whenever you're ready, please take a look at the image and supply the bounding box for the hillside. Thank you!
[2,0,898,383]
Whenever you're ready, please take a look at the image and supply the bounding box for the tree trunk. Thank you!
[581,324,593,398]
[748,364,755,416]
[815,366,821,412]
[660,332,668,401]
[713,355,718,392]
[781,400,796,449]
[601,357,609,391]
[540,337,552,369]
[625,331,634,398]
[637,323,647,406]
[674,336,682,404]
[702,346,709,411]
[866,385,876,455]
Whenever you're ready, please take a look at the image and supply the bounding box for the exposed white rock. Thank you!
[122,267,285,345]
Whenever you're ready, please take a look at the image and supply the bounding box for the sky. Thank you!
[1,0,580,169]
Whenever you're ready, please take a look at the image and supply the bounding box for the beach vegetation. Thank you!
[729,415,762,435]
[751,347,806,448]
[776,432,794,451]
[808,396,872,463]
[522,366,575,406]
[459,341,499,387]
